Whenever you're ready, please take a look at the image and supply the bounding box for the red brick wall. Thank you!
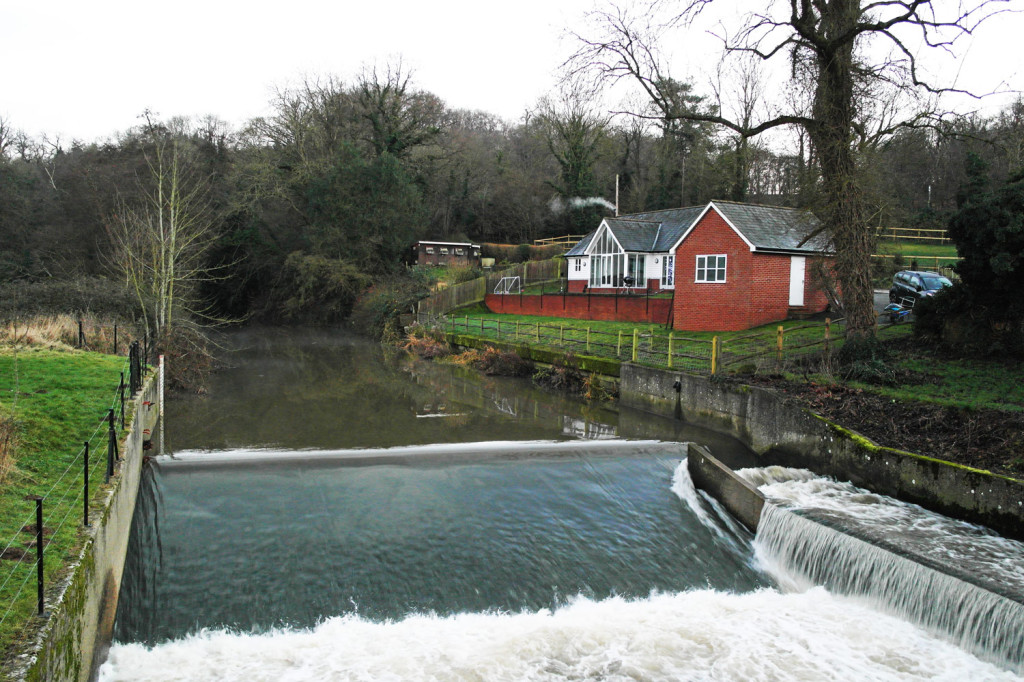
[567,277,662,294]
[485,293,671,324]
[671,210,830,331]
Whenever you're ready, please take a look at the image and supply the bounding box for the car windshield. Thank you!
[921,276,951,290]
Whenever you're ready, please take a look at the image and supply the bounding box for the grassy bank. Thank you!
[0,347,127,663]
[433,306,911,375]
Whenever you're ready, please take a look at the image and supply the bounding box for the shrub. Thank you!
[155,324,216,394]
[0,277,140,320]
[448,264,483,284]
[403,334,452,359]
[275,252,372,325]
[533,353,587,393]
[836,335,896,385]
[350,271,433,340]
[474,346,534,376]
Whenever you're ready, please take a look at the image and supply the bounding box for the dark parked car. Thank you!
[889,270,952,303]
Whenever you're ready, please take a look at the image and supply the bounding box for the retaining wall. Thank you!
[12,369,161,682]
[621,363,1024,541]
[484,293,671,324]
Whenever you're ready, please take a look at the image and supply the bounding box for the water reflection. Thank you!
[166,327,757,468]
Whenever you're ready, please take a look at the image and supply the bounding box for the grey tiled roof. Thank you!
[712,201,830,253]
[564,202,830,256]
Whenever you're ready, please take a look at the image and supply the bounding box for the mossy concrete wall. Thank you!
[621,364,1024,541]
[445,333,622,378]
[13,373,161,682]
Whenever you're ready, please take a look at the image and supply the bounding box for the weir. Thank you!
[684,447,1024,673]
[756,503,1024,673]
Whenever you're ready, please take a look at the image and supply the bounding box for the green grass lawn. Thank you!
[876,240,959,260]
[848,348,1024,412]
[442,306,858,374]
[0,347,127,661]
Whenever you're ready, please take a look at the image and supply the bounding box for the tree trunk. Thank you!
[810,0,876,338]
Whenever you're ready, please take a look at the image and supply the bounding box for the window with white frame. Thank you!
[695,255,727,283]
[574,258,583,272]
[589,228,625,287]
[627,254,645,285]
[455,248,465,255]
[661,255,675,287]
[440,248,449,255]
[425,247,434,254]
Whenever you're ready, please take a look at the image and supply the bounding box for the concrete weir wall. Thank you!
[622,364,1024,541]
[687,445,764,532]
[14,370,161,682]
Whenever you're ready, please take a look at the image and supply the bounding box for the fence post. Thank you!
[668,332,674,369]
[711,336,719,375]
[617,330,622,357]
[106,409,116,482]
[560,325,564,345]
[119,372,126,429]
[496,320,501,340]
[536,322,540,343]
[83,441,90,527]
[649,325,654,351]
[516,321,520,340]
[824,318,832,355]
[78,319,84,348]
[33,496,44,615]
[632,329,638,362]
[586,327,591,353]
[113,323,118,355]
[776,326,784,371]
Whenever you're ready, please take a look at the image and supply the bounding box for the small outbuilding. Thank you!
[564,201,834,331]
[413,241,482,267]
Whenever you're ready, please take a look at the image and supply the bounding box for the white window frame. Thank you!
[695,254,727,283]
[440,248,449,255]
[425,247,434,254]
[455,248,465,255]
[661,255,675,287]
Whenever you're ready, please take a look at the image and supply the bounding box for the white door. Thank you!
[789,256,806,306]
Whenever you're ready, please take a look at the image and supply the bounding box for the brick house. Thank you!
[565,201,833,331]
[414,241,482,267]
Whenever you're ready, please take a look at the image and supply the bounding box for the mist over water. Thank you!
[101,329,1024,680]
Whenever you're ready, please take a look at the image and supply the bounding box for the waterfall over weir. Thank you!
[737,467,1024,674]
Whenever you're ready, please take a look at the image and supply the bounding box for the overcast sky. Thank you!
[2,0,1021,144]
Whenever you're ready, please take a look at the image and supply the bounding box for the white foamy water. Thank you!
[99,588,1020,682]
[737,466,1024,598]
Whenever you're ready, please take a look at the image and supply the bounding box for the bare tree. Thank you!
[572,0,1009,337]
[106,117,220,337]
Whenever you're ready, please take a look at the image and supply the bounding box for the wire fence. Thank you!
[417,311,914,376]
[0,340,151,663]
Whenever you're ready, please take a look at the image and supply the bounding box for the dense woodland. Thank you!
[1,66,1023,329]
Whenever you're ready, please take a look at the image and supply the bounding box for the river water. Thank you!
[99,328,1023,681]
